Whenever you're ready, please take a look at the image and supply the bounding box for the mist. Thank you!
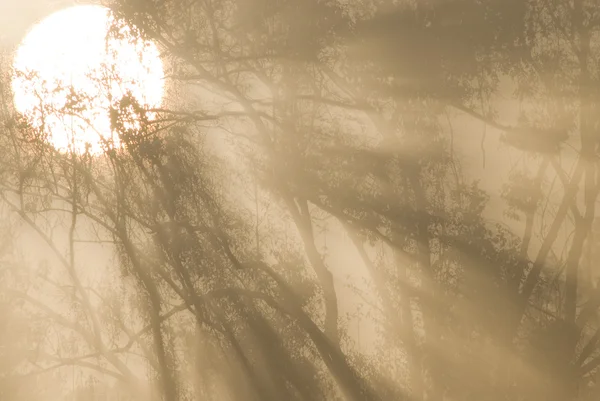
[1,1,599,400]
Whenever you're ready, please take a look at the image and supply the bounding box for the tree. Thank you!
[5,0,600,400]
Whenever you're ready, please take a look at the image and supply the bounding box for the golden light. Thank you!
[11,5,164,155]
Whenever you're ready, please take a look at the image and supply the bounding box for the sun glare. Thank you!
[11,5,164,155]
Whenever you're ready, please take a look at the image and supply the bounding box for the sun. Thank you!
[11,5,164,155]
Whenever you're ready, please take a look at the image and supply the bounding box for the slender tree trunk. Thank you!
[408,171,442,401]
[559,3,597,399]
[285,195,339,345]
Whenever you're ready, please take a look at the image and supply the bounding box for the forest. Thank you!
[1,0,600,400]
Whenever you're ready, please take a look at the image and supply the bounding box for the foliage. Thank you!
[2,0,600,400]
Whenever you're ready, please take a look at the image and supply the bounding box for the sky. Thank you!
[0,2,391,373]
[1,3,133,396]
[1,1,82,47]
[0,1,546,398]
[0,0,524,339]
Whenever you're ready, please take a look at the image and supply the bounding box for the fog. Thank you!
[1,0,599,400]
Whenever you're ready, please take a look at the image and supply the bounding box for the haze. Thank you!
[0,1,596,401]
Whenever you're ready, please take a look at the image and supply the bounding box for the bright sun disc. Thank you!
[11,5,164,155]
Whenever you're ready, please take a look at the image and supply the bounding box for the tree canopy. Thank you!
[2,0,600,400]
